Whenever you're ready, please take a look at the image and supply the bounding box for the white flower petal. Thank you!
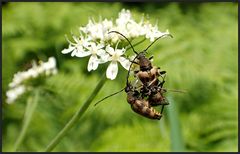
[118,57,131,70]
[82,40,90,48]
[87,42,100,55]
[106,61,118,80]
[48,57,57,68]
[105,45,115,55]
[150,36,155,42]
[96,49,106,56]
[102,19,113,31]
[98,53,110,64]
[91,42,97,49]
[107,56,113,62]
[97,49,110,64]
[75,51,91,57]
[71,49,78,57]
[97,44,104,49]
[76,44,84,51]
[6,85,26,104]
[116,48,125,56]
[61,46,75,54]
[87,55,99,72]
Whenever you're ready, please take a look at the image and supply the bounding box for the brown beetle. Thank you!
[125,83,162,120]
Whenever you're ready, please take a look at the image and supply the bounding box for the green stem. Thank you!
[166,96,185,152]
[44,74,107,152]
[13,89,39,152]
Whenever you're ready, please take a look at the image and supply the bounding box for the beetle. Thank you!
[94,31,174,120]
[125,82,162,120]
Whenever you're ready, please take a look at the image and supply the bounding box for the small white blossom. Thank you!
[80,18,114,42]
[126,21,142,38]
[6,85,26,104]
[61,35,90,57]
[144,24,170,42]
[111,9,135,40]
[102,19,113,31]
[105,45,131,80]
[116,9,132,27]
[84,42,108,71]
[101,19,114,41]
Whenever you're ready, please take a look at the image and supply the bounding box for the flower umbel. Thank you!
[6,57,58,104]
[61,8,171,80]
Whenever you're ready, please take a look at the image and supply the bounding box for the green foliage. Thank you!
[2,2,238,152]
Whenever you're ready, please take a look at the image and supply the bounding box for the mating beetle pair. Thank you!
[95,31,174,120]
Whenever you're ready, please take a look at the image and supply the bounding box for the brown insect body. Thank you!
[135,66,163,87]
[136,52,153,71]
[148,88,169,106]
[125,84,162,120]
[131,99,161,120]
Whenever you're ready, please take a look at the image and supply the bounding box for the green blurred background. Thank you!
[2,2,238,152]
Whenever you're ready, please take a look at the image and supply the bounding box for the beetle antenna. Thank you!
[108,31,138,55]
[144,33,173,53]
[94,87,125,106]
[162,88,187,93]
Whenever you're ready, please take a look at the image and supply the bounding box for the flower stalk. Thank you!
[45,74,107,152]
[166,96,185,152]
[13,89,39,152]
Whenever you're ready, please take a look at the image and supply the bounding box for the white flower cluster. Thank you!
[6,57,58,104]
[61,9,170,80]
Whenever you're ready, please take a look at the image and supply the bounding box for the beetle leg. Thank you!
[148,77,158,87]
[149,55,154,60]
